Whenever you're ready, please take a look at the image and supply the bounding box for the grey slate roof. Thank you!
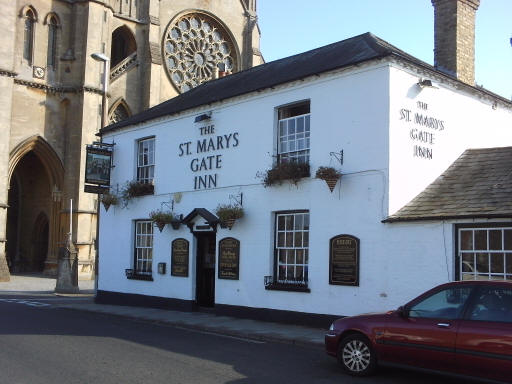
[384,147,512,222]
[101,32,436,134]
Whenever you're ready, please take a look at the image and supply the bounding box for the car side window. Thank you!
[409,287,472,319]
[467,287,512,323]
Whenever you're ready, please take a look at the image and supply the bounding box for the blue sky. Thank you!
[258,0,512,100]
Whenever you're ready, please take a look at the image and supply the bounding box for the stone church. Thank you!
[0,0,263,281]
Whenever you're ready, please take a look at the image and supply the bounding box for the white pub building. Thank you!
[96,4,512,325]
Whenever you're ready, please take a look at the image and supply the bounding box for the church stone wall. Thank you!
[0,0,262,281]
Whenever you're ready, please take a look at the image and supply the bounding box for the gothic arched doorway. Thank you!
[32,212,49,272]
[7,136,64,275]
[7,152,51,273]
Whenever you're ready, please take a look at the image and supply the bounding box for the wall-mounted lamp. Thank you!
[417,79,438,89]
[194,112,212,123]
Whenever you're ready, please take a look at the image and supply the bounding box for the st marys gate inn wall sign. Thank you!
[178,124,240,190]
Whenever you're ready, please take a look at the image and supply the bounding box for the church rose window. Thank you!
[162,13,238,93]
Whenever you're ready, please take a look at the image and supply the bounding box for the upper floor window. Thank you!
[137,137,155,183]
[277,101,310,164]
[459,226,512,281]
[47,16,58,70]
[23,9,36,65]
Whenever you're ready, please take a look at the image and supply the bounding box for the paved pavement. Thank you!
[0,274,325,348]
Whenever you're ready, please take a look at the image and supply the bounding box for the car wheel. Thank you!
[337,334,376,376]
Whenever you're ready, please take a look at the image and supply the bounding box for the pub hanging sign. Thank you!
[329,234,360,286]
[84,143,113,193]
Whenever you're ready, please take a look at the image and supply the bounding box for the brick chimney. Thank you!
[431,0,480,85]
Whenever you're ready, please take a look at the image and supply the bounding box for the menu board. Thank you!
[171,238,189,277]
[329,235,359,286]
[218,237,240,280]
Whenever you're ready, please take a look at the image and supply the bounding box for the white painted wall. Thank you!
[99,60,512,317]
[388,65,512,215]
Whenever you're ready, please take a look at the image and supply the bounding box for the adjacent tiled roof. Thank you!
[384,147,512,222]
[101,32,435,134]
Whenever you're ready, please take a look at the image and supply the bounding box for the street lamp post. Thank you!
[91,52,110,129]
[91,52,110,296]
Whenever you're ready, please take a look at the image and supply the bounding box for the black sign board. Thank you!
[84,184,109,194]
[329,235,359,286]
[85,146,112,186]
[171,238,189,277]
[218,237,240,280]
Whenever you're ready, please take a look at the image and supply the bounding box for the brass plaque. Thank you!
[329,235,359,286]
[218,237,240,280]
[171,238,189,277]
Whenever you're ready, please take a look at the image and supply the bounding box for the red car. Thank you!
[325,281,512,383]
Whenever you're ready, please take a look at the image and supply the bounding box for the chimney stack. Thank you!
[431,0,480,85]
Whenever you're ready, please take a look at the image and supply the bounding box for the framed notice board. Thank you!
[171,238,189,277]
[329,234,359,286]
[218,237,240,280]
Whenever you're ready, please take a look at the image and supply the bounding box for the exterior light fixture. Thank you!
[91,52,110,63]
[418,79,438,89]
[194,112,212,123]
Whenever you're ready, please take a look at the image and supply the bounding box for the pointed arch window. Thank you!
[47,16,58,70]
[110,26,137,68]
[23,9,36,65]
[109,101,131,124]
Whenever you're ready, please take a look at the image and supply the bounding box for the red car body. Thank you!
[325,281,512,383]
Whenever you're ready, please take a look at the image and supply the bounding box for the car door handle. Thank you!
[437,323,451,328]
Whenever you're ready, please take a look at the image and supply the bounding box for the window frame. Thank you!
[408,285,474,320]
[46,16,58,70]
[131,219,154,280]
[23,9,36,65]
[465,284,512,324]
[276,101,311,164]
[456,223,512,282]
[136,136,155,184]
[267,210,310,292]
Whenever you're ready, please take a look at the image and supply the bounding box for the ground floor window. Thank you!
[134,220,153,275]
[275,211,309,284]
[458,225,512,281]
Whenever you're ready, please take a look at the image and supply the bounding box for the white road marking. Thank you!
[0,298,51,307]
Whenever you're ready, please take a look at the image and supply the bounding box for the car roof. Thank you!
[448,280,512,286]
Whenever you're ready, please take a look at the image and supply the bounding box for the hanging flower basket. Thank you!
[149,209,176,233]
[223,218,237,230]
[170,220,181,230]
[315,166,342,193]
[155,221,166,232]
[101,193,119,212]
[324,177,340,192]
[215,204,244,230]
